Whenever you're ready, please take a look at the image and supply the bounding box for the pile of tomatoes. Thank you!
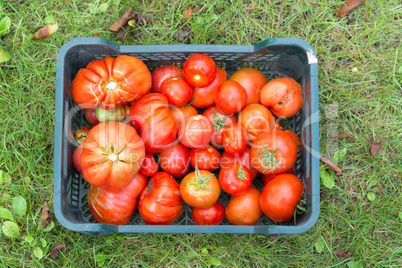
[71,53,305,226]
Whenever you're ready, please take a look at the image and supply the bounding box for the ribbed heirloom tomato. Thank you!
[80,122,145,189]
[71,55,151,110]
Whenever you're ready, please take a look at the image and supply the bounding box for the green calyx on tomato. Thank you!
[212,108,232,132]
[188,167,214,192]
[257,143,278,173]
[237,165,249,181]
[99,144,128,164]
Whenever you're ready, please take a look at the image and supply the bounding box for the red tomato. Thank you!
[160,77,193,107]
[260,174,304,222]
[215,80,248,114]
[140,153,159,177]
[192,68,227,108]
[151,65,183,93]
[87,172,148,225]
[191,201,225,225]
[221,123,248,156]
[129,93,177,153]
[169,105,198,128]
[229,68,267,105]
[71,55,151,110]
[219,163,251,195]
[220,147,259,181]
[262,168,295,185]
[178,115,213,148]
[273,118,283,130]
[284,129,300,148]
[225,186,262,225]
[250,130,298,175]
[238,104,275,141]
[190,145,221,171]
[81,122,145,189]
[138,172,184,225]
[85,108,100,125]
[202,106,238,146]
[180,169,221,208]
[72,144,84,173]
[159,142,190,178]
[183,54,217,87]
[260,77,303,118]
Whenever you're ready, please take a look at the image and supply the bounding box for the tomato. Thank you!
[129,93,177,153]
[178,115,213,148]
[159,142,191,178]
[192,68,227,108]
[138,172,184,225]
[220,147,259,181]
[96,104,131,122]
[202,106,238,146]
[262,168,295,185]
[215,80,248,114]
[85,108,100,125]
[284,129,300,148]
[151,65,183,93]
[87,172,148,225]
[229,68,267,105]
[169,105,198,128]
[183,53,217,87]
[180,168,221,208]
[71,55,151,110]
[160,77,193,107]
[260,77,303,118]
[76,126,90,144]
[72,144,84,173]
[238,104,275,141]
[219,163,251,195]
[273,118,283,130]
[81,122,145,188]
[140,153,159,177]
[221,123,248,156]
[250,130,298,175]
[225,186,262,225]
[260,174,304,222]
[190,145,221,171]
[191,201,225,225]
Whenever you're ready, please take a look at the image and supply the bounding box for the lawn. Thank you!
[0,0,401,267]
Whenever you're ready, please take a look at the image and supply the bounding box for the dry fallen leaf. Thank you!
[184,7,192,20]
[50,241,66,260]
[337,0,365,18]
[32,22,58,40]
[40,201,53,229]
[369,140,384,156]
[334,249,353,258]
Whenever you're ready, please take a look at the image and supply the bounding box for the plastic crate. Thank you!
[54,37,319,235]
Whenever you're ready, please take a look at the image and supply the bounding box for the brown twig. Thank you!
[109,7,134,32]
[320,154,343,176]
[337,0,365,18]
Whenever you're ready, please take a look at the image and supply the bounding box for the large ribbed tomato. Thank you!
[129,93,177,153]
[87,172,148,225]
[81,122,145,189]
[71,55,151,110]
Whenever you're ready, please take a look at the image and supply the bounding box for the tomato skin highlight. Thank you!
[183,54,217,87]
[225,186,262,225]
[260,174,304,222]
[215,80,248,114]
[229,67,267,105]
[192,68,227,108]
[191,201,225,225]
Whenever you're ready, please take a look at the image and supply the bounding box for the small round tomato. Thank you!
[169,105,198,128]
[159,142,190,178]
[220,147,259,181]
[190,145,221,171]
[260,77,303,118]
[219,163,251,195]
[151,65,183,93]
[192,68,227,108]
[180,168,221,208]
[229,67,267,105]
[215,80,247,114]
[160,77,193,107]
[238,104,275,141]
[183,54,217,87]
[225,186,262,225]
[140,153,159,177]
[85,108,100,125]
[202,106,238,147]
[262,168,295,185]
[250,130,298,175]
[139,172,184,225]
[284,129,300,148]
[191,201,225,225]
[178,115,213,148]
[260,174,304,222]
[221,123,248,156]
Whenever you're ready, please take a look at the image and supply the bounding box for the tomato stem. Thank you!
[212,108,232,132]
[187,167,213,192]
[293,197,308,224]
[257,143,278,173]
[237,165,248,181]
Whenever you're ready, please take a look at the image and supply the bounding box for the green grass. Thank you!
[1,0,401,267]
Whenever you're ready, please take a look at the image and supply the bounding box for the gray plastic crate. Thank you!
[54,37,319,235]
